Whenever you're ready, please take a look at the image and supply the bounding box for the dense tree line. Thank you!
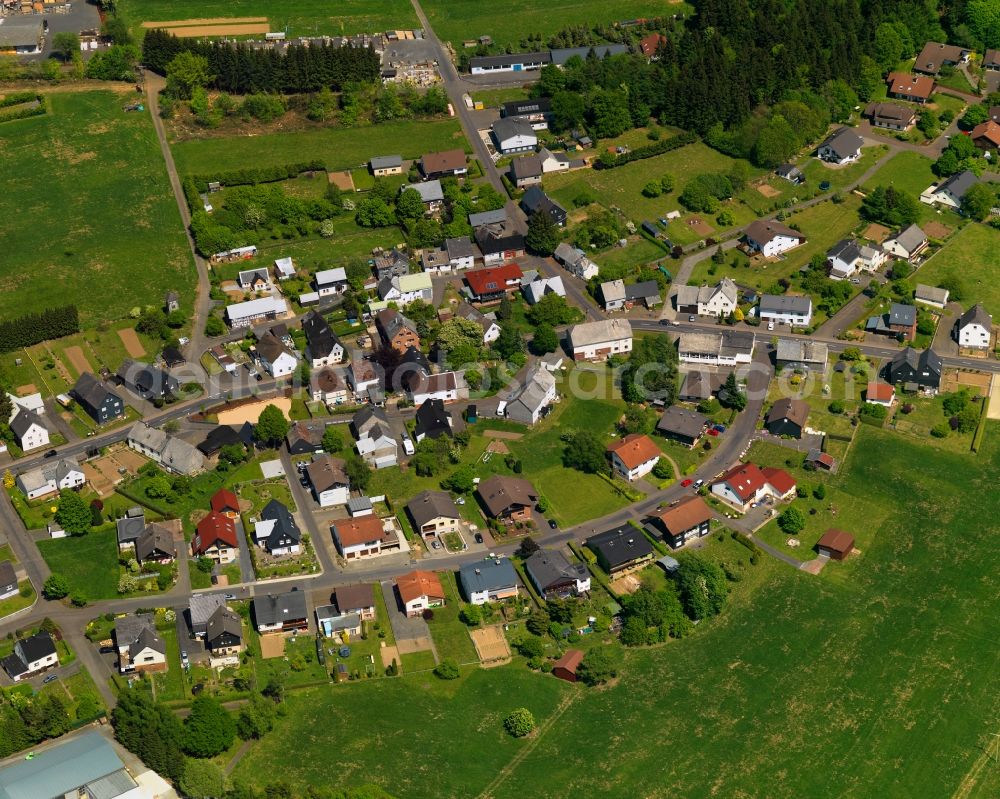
[0,306,79,353]
[142,29,380,94]
[0,688,80,758]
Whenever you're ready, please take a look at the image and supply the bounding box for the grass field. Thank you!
[171,119,467,176]
[232,424,1000,799]
[0,90,194,325]
[37,528,121,601]
[862,150,965,226]
[916,223,1000,318]
[423,0,688,50]
[425,572,479,665]
[118,0,417,38]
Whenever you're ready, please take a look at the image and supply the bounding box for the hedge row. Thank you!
[0,91,39,108]
[596,131,699,170]
[191,160,327,193]
[0,305,79,354]
[0,98,46,124]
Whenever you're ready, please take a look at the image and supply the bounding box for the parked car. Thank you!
[681,478,693,487]
[225,593,236,600]
[713,424,727,433]
[431,540,440,550]
[474,533,483,544]
[688,315,696,322]
[43,449,57,458]
[708,428,719,437]
[693,479,704,489]
[548,519,557,529]
[42,674,58,684]
[767,321,775,331]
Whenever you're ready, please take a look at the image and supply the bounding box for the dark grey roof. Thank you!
[198,425,243,455]
[468,208,508,228]
[302,311,340,359]
[524,549,589,591]
[759,294,812,315]
[470,51,550,70]
[888,224,927,253]
[510,155,543,180]
[0,560,15,589]
[205,606,242,646]
[352,405,390,438]
[72,372,119,411]
[937,170,977,201]
[459,558,518,595]
[501,97,552,117]
[135,524,175,562]
[827,238,862,264]
[492,118,536,145]
[116,359,178,398]
[657,405,708,438]
[129,626,165,659]
[414,399,452,439]
[370,155,402,170]
[116,509,146,544]
[189,594,226,629]
[258,499,301,550]
[445,236,475,260]
[890,346,942,377]
[520,187,566,223]
[254,589,308,627]
[475,226,526,256]
[16,631,56,663]
[407,490,460,529]
[585,526,654,569]
[888,303,916,327]
[9,408,45,439]
[960,303,992,329]
[623,280,660,301]
[819,127,865,159]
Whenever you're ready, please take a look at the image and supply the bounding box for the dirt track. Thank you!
[142,16,267,27]
[169,23,270,37]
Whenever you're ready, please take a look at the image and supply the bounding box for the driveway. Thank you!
[379,580,434,654]
[231,519,256,585]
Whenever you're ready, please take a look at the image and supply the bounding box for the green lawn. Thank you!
[118,0,417,38]
[425,572,479,665]
[890,393,981,454]
[423,0,690,50]
[37,528,121,601]
[470,87,531,108]
[862,150,965,226]
[0,581,34,619]
[399,650,438,673]
[915,223,1000,318]
[171,119,467,176]
[0,90,194,326]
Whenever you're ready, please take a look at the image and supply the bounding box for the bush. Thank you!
[828,400,845,414]
[930,422,950,438]
[43,574,70,600]
[503,708,535,738]
[433,659,460,680]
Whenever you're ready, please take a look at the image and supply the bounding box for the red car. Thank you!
[708,428,720,437]
[680,478,693,487]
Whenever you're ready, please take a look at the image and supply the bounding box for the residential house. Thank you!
[188,594,226,639]
[162,346,185,368]
[866,381,896,407]
[335,584,376,620]
[116,507,147,550]
[285,421,321,456]
[311,368,349,406]
[459,558,519,605]
[16,458,85,501]
[331,515,399,560]
[273,256,296,281]
[126,421,167,460]
[378,271,434,307]
[204,606,243,664]
[638,31,667,59]
[606,433,661,482]
[377,308,421,353]
[211,345,238,374]
[826,238,887,280]
[623,281,661,308]
[474,225,526,266]
[191,512,238,564]
[654,495,713,549]
[414,398,453,441]
[775,340,828,372]
[766,397,810,438]
[406,490,461,539]
[500,97,552,128]
[369,155,403,176]
[256,332,297,378]
[972,120,1000,152]
[567,319,633,361]
[984,49,1000,71]
[524,549,591,598]
[404,180,445,214]
[915,283,949,309]
[523,274,565,305]
[348,358,383,397]
[315,605,362,639]
[395,570,445,616]
[509,155,543,187]
[552,648,585,682]
[657,406,708,447]
[9,408,49,452]
[444,236,476,270]
[211,488,240,519]
[0,561,17,600]
[306,455,350,507]
[924,170,978,210]
[675,277,739,317]
[882,224,929,261]
[817,127,864,164]
[135,524,176,566]
[759,294,813,327]
[302,311,344,367]
[600,279,627,312]
[775,163,805,184]
[419,149,468,179]
[72,373,125,424]
[408,371,467,406]
[678,370,723,402]
[476,475,538,522]
[315,267,349,297]
[455,303,501,344]
[373,248,410,281]
[127,422,205,475]
[114,615,166,673]
[676,330,755,367]
[8,392,44,418]
[553,242,599,279]
[468,208,509,229]
[744,220,806,257]
[352,408,398,469]
[1,632,58,682]
[866,302,917,340]
[253,588,309,633]
[886,72,935,103]
[914,41,970,75]
[864,102,917,131]
[585,526,655,576]
[956,304,993,350]
[520,186,567,226]
[116,360,178,400]
[886,347,942,390]
[817,529,855,560]
[238,268,270,292]
[253,499,302,555]
[492,118,537,154]
[711,463,797,512]
[504,366,557,425]
[465,264,524,302]
[469,52,551,74]
[225,296,288,328]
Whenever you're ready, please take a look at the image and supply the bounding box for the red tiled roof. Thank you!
[887,72,935,100]
[607,434,661,470]
[193,511,237,554]
[715,463,766,503]
[656,496,713,535]
[553,648,584,673]
[465,264,524,296]
[760,466,797,496]
[210,489,239,514]
[972,120,1000,147]
[639,32,666,57]
[396,570,444,604]
[334,516,390,548]
[866,381,895,402]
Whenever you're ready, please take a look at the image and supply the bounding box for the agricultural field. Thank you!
[422,0,689,50]
[117,0,418,38]
[916,223,1000,318]
[0,90,194,326]
[170,118,467,176]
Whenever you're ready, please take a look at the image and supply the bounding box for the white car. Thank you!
[767,321,775,331]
